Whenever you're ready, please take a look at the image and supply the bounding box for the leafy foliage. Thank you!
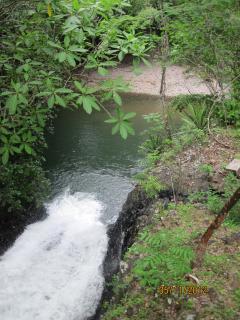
[130,228,195,287]
[190,173,240,224]
[135,172,164,198]
[105,108,136,139]
[0,0,158,212]
[140,113,165,154]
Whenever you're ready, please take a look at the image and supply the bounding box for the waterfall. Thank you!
[0,191,108,320]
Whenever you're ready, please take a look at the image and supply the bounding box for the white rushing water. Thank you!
[0,191,108,320]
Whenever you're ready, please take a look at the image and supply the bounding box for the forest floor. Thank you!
[101,131,240,320]
[86,63,211,97]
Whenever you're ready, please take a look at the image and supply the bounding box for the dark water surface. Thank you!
[45,95,165,223]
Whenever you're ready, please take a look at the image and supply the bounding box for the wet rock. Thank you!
[93,185,153,320]
[103,186,151,282]
[0,205,47,256]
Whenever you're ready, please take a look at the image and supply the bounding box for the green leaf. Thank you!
[6,95,18,115]
[118,51,125,62]
[64,36,70,48]
[36,91,51,97]
[98,67,108,76]
[123,112,136,120]
[55,88,73,94]
[67,54,76,67]
[10,134,20,143]
[72,0,80,10]
[69,46,87,53]
[120,124,128,139]
[105,117,118,124]
[82,96,93,114]
[47,41,62,49]
[112,123,120,135]
[1,135,8,144]
[122,121,135,135]
[0,91,13,96]
[76,96,83,105]
[74,81,83,92]
[24,144,32,154]
[37,113,45,127]
[55,95,66,107]
[89,99,100,111]
[58,51,67,62]
[12,146,21,154]
[18,94,28,105]
[2,150,9,165]
[113,92,122,106]
[0,127,9,135]
[48,95,55,108]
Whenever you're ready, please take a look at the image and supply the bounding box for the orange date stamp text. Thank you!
[158,285,208,295]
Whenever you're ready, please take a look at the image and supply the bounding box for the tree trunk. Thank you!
[193,186,240,267]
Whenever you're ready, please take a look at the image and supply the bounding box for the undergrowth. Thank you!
[102,203,240,320]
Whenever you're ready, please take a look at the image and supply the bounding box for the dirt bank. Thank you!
[86,64,211,97]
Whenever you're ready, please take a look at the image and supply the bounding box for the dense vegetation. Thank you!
[1,0,240,318]
[0,0,159,212]
[103,203,240,319]
[1,0,240,218]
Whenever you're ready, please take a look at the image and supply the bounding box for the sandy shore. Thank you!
[87,63,211,97]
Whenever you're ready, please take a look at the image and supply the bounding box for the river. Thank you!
[0,96,165,320]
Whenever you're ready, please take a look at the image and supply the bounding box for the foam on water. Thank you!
[0,191,108,320]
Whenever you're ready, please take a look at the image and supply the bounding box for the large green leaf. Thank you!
[113,92,122,106]
[1,135,8,144]
[64,36,70,48]
[6,95,18,115]
[74,81,83,92]
[69,46,87,53]
[122,121,135,135]
[2,150,9,165]
[90,99,100,111]
[24,144,32,155]
[47,41,62,49]
[123,112,136,120]
[58,51,67,62]
[82,96,93,114]
[105,117,118,124]
[55,88,73,94]
[67,54,76,67]
[119,124,128,139]
[118,51,125,62]
[112,123,120,135]
[55,95,66,107]
[48,95,55,108]
[18,94,28,105]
